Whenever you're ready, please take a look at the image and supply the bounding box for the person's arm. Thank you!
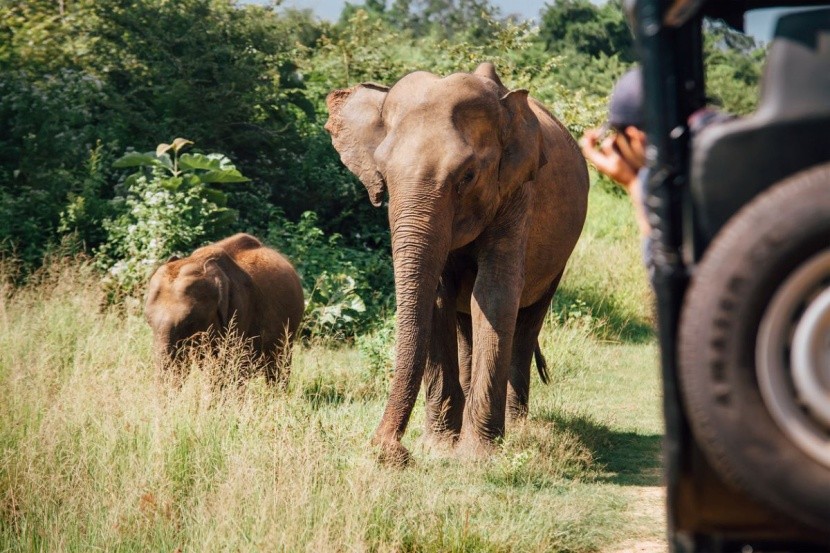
[580,126,651,238]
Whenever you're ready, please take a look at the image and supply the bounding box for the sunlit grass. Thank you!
[0,185,664,552]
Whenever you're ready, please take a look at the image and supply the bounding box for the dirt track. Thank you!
[608,485,667,553]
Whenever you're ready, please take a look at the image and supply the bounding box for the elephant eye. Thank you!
[456,169,477,196]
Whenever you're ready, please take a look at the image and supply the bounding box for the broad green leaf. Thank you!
[182,174,201,188]
[113,152,161,168]
[206,153,235,169]
[199,170,250,183]
[156,153,174,171]
[178,153,222,171]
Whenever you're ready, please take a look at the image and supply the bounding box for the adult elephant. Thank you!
[325,63,588,462]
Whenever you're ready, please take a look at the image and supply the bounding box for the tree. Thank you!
[353,0,503,40]
[703,18,765,114]
[539,0,635,62]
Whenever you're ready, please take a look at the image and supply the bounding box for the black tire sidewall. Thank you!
[678,164,830,531]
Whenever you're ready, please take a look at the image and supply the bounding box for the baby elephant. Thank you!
[144,233,304,382]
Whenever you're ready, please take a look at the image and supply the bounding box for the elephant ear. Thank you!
[205,259,231,329]
[325,83,390,207]
[498,90,548,197]
[473,61,505,89]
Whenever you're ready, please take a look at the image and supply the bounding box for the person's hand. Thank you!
[580,125,651,238]
[615,126,646,168]
[580,126,646,194]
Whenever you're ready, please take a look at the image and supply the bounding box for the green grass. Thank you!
[0,184,664,552]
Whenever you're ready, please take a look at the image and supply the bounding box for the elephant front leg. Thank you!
[458,257,525,455]
[457,190,531,456]
[423,278,465,448]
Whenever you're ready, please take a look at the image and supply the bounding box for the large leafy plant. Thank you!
[99,138,248,298]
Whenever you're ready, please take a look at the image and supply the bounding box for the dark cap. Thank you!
[608,67,644,130]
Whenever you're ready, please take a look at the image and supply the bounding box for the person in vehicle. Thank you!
[580,67,732,272]
[580,68,650,240]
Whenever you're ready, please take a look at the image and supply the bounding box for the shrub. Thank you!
[267,210,394,340]
[98,138,247,299]
[57,141,113,253]
[355,313,396,380]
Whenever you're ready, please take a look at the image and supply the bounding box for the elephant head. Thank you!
[325,63,548,458]
[144,255,236,365]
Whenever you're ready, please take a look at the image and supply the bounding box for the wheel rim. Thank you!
[792,288,830,428]
[757,249,830,469]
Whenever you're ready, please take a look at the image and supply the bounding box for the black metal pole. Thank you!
[634,1,702,550]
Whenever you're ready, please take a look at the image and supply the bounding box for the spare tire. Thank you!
[678,162,830,532]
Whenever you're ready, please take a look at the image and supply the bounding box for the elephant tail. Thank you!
[534,343,550,385]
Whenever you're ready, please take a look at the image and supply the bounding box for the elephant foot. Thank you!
[506,403,529,426]
[455,432,497,460]
[371,434,411,467]
[418,429,458,456]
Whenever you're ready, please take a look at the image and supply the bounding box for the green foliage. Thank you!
[58,142,112,252]
[337,0,503,42]
[98,139,244,298]
[703,18,765,115]
[539,0,636,62]
[313,8,413,87]
[0,0,94,72]
[0,69,116,267]
[0,0,319,269]
[267,211,394,340]
[380,0,502,40]
[356,314,396,379]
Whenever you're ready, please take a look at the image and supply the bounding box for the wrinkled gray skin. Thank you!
[326,63,588,462]
[144,233,305,382]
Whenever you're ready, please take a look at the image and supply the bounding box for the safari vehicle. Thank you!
[629,0,830,550]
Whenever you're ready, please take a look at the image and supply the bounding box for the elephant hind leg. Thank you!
[423,278,465,445]
[269,344,292,389]
[534,344,550,384]
[264,327,294,388]
[507,272,563,422]
[456,311,473,397]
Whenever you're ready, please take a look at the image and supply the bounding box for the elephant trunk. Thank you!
[152,333,180,370]
[373,193,451,460]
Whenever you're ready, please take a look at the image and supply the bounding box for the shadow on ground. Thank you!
[537,409,663,486]
[551,286,654,344]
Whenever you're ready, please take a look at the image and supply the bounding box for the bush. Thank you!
[356,314,396,380]
[57,141,113,253]
[98,138,247,299]
[267,210,394,340]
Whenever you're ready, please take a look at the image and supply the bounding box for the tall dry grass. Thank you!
[1,185,663,552]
